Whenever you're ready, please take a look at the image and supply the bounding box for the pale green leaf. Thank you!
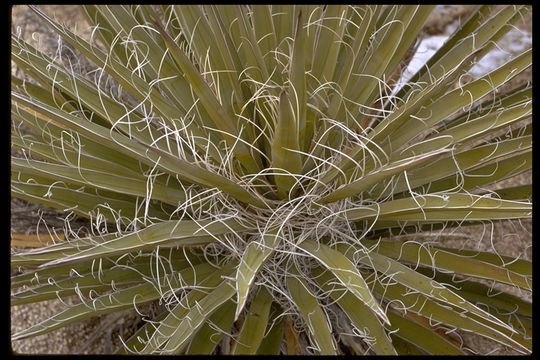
[138,263,235,354]
[154,17,262,175]
[419,269,532,317]
[186,300,236,355]
[159,280,236,354]
[12,93,265,208]
[313,267,396,355]
[271,91,303,199]
[345,248,519,335]
[235,227,280,319]
[387,310,464,355]
[256,303,284,355]
[12,262,216,341]
[319,146,450,204]
[299,240,388,324]
[12,218,243,267]
[363,239,531,290]
[345,193,531,226]
[232,286,273,354]
[286,270,337,355]
[12,157,185,206]
[371,278,530,353]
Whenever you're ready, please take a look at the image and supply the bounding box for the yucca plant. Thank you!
[11,5,532,355]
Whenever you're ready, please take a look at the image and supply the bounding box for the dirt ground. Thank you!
[10,5,532,355]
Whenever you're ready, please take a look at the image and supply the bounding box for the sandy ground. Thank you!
[10,5,532,355]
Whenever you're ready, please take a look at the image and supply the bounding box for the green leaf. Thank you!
[234,227,280,320]
[345,6,419,112]
[319,146,450,204]
[11,179,127,222]
[437,102,531,145]
[387,309,464,355]
[359,6,435,122]
[26,7,219,159]
[136,142,266,208]
[360,253,512,331]
[492,185,532,201]
[12,36,168,146]
[154,17,262,175]
[371,278,530,353]
[289,10,308,152]
[11,131,144,179]
[12,232,129,267]
[383,48,532,154]
[12,250,198,305]
[271,91,303,199]
[232,286,273,354]
[299,240,388,324]
[225,5,270,83]
[441,84,531,132]
[328,6,382,118]
[82,5,130,64]
[286,269,337,355]
[186,300,236,354]
[428,152,531,193]
[12,248,198,287]
[313,267,397,355]
[203,5,249,102]
[159,279,236,354]
[256,303,284,355]
[94,6,181,88]
[397,6,524,101]
[338,245,518,334]
[12,251,131,288]
[12,93,265,208]
[12,218,244,267]
[378,135,531,198]
[426,247,531,277]
[13,263,167,305]
[116,307,170,354]
[345,193,531,226]
[364,239,531,290]
[251,5,278,71]
[272,5,296,55]
[137,263,235,354]
[171,3,244,114]
[12,262,216,341]
[12,157,185,206]
[11,101,143,174]
[418,269,532,317]
[311,6,349,84]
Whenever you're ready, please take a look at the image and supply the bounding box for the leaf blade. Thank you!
[286,271,337,355]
